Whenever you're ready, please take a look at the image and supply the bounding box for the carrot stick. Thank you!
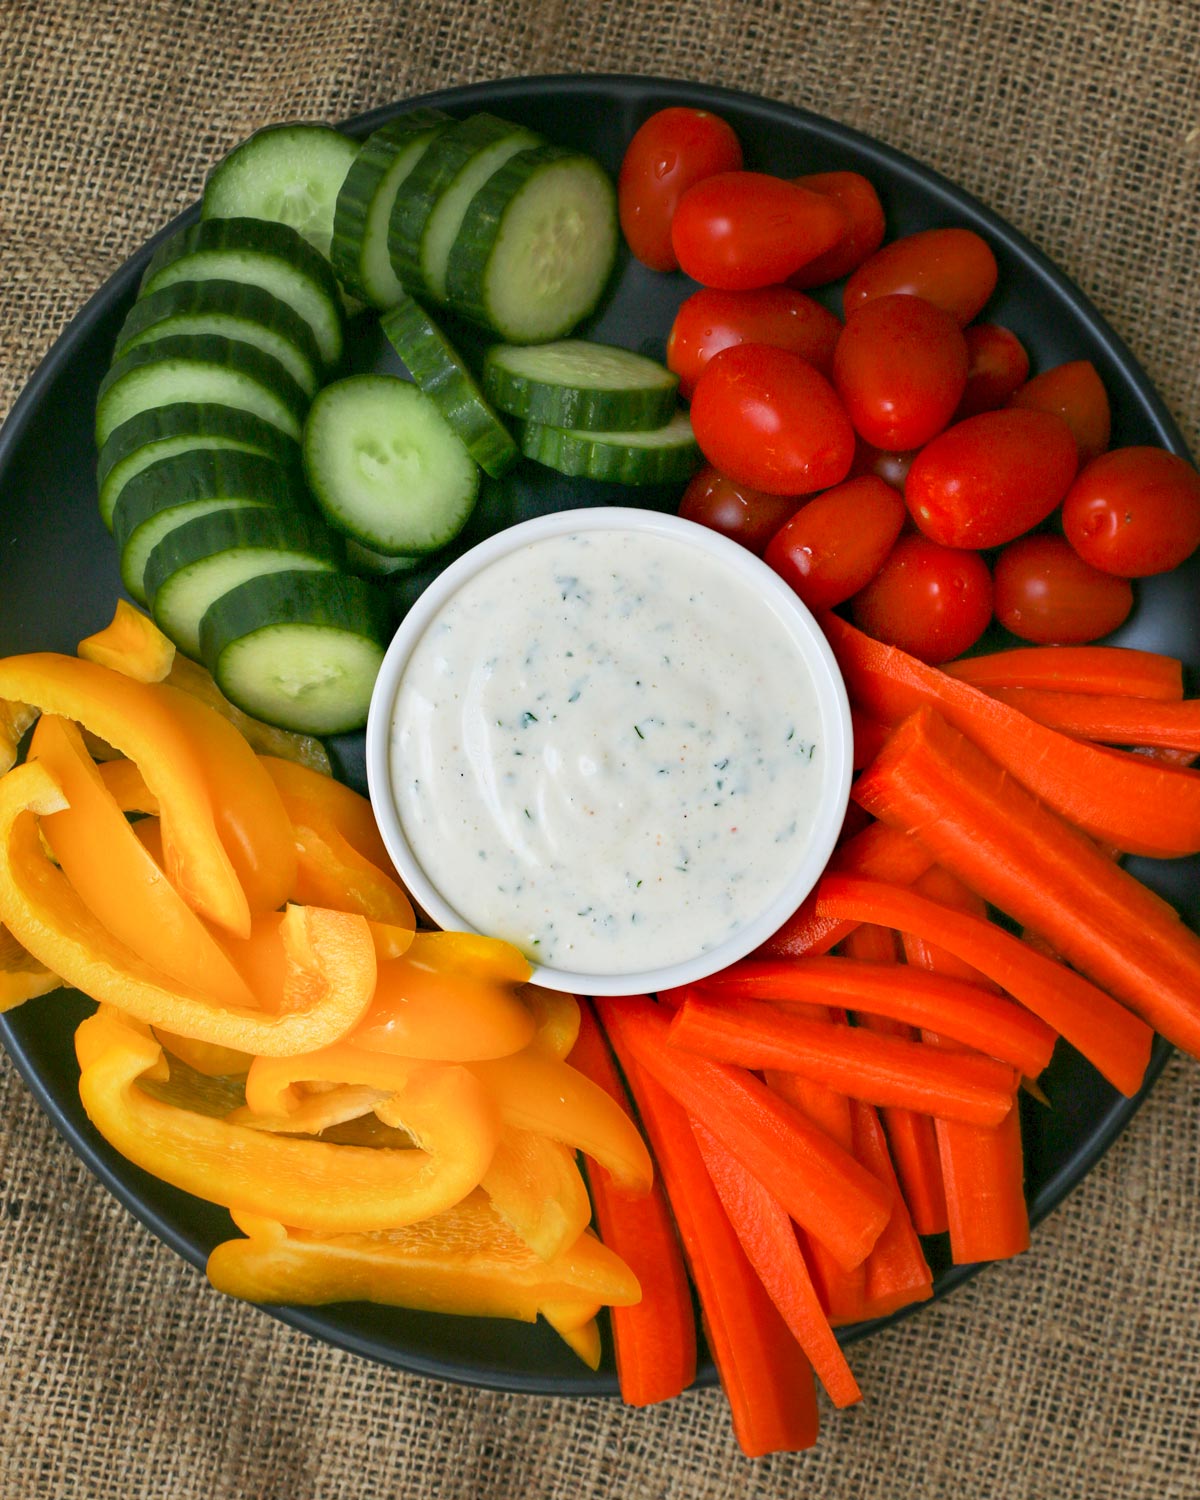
[668,996,1019,1125]
[841,921,899,963]
[822,611,1200,858]
[848,1099,934,1318]
[852,706,1200,1061]
[689,956,1055,1076]
[906,867,1004,989]
[755,820,935,960]
[599,996,890,1270]
[595,1000,820,1456]
[814,874,1153,1095]
[852,709,891,769]
[942,645,1184,701]
[981,687,1200,753]
[568,1003,696,1407]
[692,1122,863,1409]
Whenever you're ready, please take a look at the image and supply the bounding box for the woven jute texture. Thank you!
[1,3,1198,1496]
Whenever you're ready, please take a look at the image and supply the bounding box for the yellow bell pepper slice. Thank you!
[77,600,175,682]
[480,1126,592,1262]
[471,1051,653,1196]
[0,654,255,933]
[0,761,375,1053]
[30,715,256,1010]
[259,755,392,868]
[206,1193,640,1319]
[543,1303,603,1369]
[76,1007,494,1230]
[96,758,159,815]
[168,655,332,776]
[230,1082,392,1134]
[1,920,62,1013]
[522,984,581,1059]
[153,1029,255,1079]
[350,932,535,1061]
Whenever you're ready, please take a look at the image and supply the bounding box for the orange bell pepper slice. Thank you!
[480,1126,592,1261]
[1,920,61,1012]
[76,1007,494,1231]
[96,758,159,814]
[259,755,392,868]
[522,984,581,1059]
[78,600,175,682]
[350,932,534,1061]
[0,760,375,1053]
[0,653,267,934]
[205,1194,640,1319]
[30,715,257,1010]
[470,1051,653,1196]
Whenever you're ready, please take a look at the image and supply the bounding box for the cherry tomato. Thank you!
[843,228,998,326]
[956,323,1030,418]
[1061,446,1200,576]
[848,438,918,492]
[678,464,800,553]
[1011,360,1111,466]
[763,475,906,611]
[850,533,994,663]
[666,286,842,400]
[993,533,1133,644]
[787,171,887,288]
[832,293,968,450]
[905,408,1078,549]
[689,344,857,495]
[670,172,846,291]
[617,107,743,272]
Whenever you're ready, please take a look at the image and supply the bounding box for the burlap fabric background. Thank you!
[1,3,1198,1496]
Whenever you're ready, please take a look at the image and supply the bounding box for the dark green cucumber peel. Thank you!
[114,279,323,399]
[482,340,679,432]
[96,403,300,533]
[380,294,517,478]
[140,217,345,370]
[331,110,452,305]
[199,570,391,736]
[516,409,702,485]
[96,334,311,448]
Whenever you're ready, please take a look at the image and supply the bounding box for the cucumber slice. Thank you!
[202,124,360,266]
[517,408,702,484]
[388,113,540,302]
[97,403,299,533]
[331,111,451,306]
[141,218,344,371]
[114,279,322,399]
[303,374,479,556]
[96,335,310,448]
[445,146,617,343]
[145,507,341,659]
[482,340,678,431]
[380,294,517,477]
[200,570,389,735]
[113,449,300,604]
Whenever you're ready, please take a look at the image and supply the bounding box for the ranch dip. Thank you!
[389,526,827,974]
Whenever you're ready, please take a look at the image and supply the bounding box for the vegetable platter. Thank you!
[0,73,1196,1439]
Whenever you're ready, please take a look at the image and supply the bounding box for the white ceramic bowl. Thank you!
[365,507,852,995]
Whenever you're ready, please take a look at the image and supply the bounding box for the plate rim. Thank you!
[0,69,1182,1398]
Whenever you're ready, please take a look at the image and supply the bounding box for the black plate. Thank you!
[0,74,1190,1396]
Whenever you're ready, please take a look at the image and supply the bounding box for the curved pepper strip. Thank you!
[154,1029,254,1079]
[469,1052,654,1196]
[76,1007,495,1231]
[521,984,581,1059]
[229,1083,393,1134]
[350,933,534,1061]
[31,715,257,1010]
[206,1194,640,1319]
[0,762,376,1053]
[77,600,175,682]
[259,756,392,869]
[97,758,159,815]
[0,653,254,933]
[1,920,62,1012]
[543,1305,602,1369]
[480,1126,593,1262]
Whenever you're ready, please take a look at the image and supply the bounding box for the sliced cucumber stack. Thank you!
[483,339,679,431]
[112,449,301,605]
[200,571,390,735]
[96,334,310,447]
[202,123,360,267]
[114,279,323,399]
[445,144,617,343]
[517,408,702,485]
[145,507,342,658]
[141,217,345,371]
[303,373,479,556]
[331,110,451,307]
[97,403,300,534]
[380,293,517,477]
[388,113,541,302]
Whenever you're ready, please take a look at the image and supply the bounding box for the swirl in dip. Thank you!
[386,518,843,979]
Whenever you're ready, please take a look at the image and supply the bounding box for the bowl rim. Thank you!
[365,504,853,994]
